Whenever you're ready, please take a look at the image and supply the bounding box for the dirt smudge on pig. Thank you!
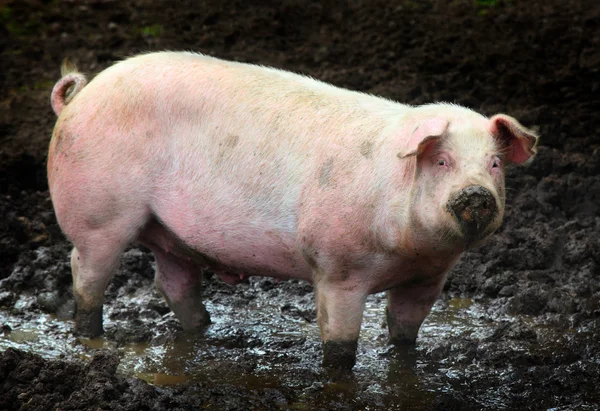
[223,134,240,149]
[360,140,374,159]
[49,125,75,160]
[318,157,334,188]
[217,134,240,163]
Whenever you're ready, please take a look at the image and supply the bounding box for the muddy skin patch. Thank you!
[51,126,75,159]
[74,305,104,337]
[386,307,419,345]
[317,289,328,326]
[359,141,374,159]
[322,340,358,369]
[318,157,334,188]
[162,295,211,331]
[217,134,240,163]
[339,268,350,282]
[223,134,240,149]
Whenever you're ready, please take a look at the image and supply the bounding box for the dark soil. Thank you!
[1,0,599,410]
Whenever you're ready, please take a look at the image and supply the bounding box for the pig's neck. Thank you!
[407,217,465,257]
[377,194,465,260]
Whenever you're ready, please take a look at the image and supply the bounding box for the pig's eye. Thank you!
[434,154,450,169]
[492,157,501,168]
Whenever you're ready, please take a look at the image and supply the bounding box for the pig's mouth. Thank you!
[446,185,499,247]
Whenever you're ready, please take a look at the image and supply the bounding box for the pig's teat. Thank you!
[446,185,497,242]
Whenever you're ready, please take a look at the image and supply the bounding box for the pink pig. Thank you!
[48,52,537,369]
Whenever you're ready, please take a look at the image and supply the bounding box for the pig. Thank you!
[48,52,538,369]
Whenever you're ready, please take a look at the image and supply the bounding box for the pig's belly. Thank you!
[138,216,312,283]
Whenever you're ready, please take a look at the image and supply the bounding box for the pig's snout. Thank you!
[447,185,497,242]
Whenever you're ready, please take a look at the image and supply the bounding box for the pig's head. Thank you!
[397,110,538,250]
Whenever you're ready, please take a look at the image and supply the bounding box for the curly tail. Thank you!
[51,58,88,116]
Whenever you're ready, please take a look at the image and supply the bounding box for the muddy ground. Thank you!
[1,0,599,409]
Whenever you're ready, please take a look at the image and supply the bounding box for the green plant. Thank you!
[139,24,163,38]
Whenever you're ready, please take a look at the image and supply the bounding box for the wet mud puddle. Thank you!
[0,284,564,409]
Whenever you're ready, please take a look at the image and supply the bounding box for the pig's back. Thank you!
[78,53,397,208]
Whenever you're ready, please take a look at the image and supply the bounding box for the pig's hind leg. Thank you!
[51,157,152,337]
[70,224,140,337]
[151,247,211,331]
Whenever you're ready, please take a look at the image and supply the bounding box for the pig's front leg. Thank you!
[315,278,367,370]
[386,279,445,345]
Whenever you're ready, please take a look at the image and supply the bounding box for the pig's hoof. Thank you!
[387,324,419,346]
[389,335,417,346]
[74,308,104,337]
[180,311,211,332]
[178,305,211,332]
[322,340,357,370]
[386,309,420,346]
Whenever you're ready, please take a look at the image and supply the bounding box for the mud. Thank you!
[1,0,599,409]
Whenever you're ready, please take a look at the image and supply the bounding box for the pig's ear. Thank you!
[490,114,539,165]
[396,117,449,159]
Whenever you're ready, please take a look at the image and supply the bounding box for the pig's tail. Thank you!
[51,57,88,116]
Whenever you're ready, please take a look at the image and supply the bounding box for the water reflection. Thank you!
[0,292,529,408]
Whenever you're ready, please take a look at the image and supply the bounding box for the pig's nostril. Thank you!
[460,209,472,222]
